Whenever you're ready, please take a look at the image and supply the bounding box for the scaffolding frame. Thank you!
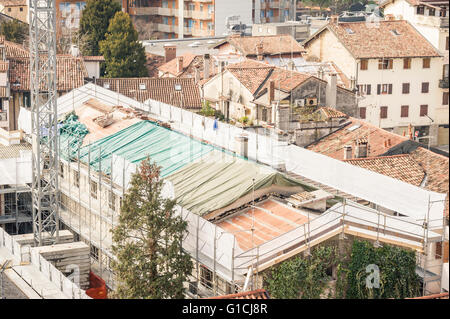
[36,83,448,297]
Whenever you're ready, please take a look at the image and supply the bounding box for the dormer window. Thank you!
[417,6,425,15]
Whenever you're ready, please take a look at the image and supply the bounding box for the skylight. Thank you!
[347,124,361,131]
[174,84,182,91]
[103,83,110,89]
[139,83,146,90]
[345,28,354,34]
[391,29,401,36]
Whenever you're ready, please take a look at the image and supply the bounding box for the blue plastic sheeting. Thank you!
[77,121,217,177]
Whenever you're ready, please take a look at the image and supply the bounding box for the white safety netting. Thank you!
[138,97,446,227]
[0,150,32,186]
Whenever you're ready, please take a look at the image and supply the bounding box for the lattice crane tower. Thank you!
[29,0,60,246]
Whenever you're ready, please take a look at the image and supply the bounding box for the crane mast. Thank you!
[29,0,59,246]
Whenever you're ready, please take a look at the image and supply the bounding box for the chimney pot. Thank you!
[256,42,264,61]
[203,54,210,80]
[355,141,368,158]
[269,80,275,104]
[344,145,352,160]
[330,15,339,24]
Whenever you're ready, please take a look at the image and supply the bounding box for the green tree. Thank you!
[111,157,192,299]
[78,0,121,56]
[0,20,27,44]
[99,11,148,78]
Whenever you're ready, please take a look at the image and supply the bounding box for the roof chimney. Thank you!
[330,15,339,24]
[164,44,176,63]
[194,64,200,84]
[203,54,210,80]
[355,141,368,158]
[326,73,337,109]
[269,80,275,105]
[344,145,352,160]
[408,123,413,140]
[256,42,264,61]
[176,56,184,74]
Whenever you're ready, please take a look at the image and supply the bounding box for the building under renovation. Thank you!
[7,82,446,298]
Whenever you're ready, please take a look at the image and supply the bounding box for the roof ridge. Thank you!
[343,154,412,161]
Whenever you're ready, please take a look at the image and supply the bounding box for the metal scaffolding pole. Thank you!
[30,0,59,246]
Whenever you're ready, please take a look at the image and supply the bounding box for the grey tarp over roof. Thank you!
[166,154,315,217]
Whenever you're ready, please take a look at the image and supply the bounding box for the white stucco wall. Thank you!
[357,56,447,129]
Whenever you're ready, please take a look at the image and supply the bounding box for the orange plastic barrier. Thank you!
[86,272,108,299]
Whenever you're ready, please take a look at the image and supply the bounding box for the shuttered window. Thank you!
[401,105,409,118]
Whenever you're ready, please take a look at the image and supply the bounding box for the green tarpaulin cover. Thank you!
[75,121,217,177]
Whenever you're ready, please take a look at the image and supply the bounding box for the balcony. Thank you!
[158,7,174,16]
[184,27,193,35]
[158,23,176,33]
[129,7,158,16]
[192,10,211,20]
[439,77,449,88]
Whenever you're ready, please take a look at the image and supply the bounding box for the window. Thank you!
[443,92,449,105]
[421,82,429,93]
[357,84,371,96]
[417,5,424,15]
[377,83,393,94]
[20,7,23,12]
[378,58,393,70]
[443,64,449,78]
[59,163,64,178]
[359,107,366,119]
[403,58,411,69]
[423,58,431,68]
[90,180,98,199]
[73,170,79,188]
[109,191,116,211]
[436,242,442,259]
[420,105,428,117]
[401,105,409,118]
[402,83,410,94]
[360,59,368,70]
[446,36,449,50]
[429,8,435,16]
[200,265,213,289]
[380,106,388,119]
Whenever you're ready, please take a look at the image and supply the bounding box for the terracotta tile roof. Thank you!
[158,53,198,77]
[215,35,306,57]
[261,67,313,93]
[409,147,449,216]
[145,53,165,78]
[226,59,274,94]
[0,37,29,58]
[317,107,348,119]
[217,198,309,252]
[325,20,441,59]
[0,143,31,159]
[208,289,270,299]
[8,56,88,92]
[1,0,27,6]
[95,77,202,109]
[344,154,425,186]
[306,118,408,160]
[408,292,449,299]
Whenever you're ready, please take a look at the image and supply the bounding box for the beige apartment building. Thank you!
[0,0,28,23]
[303,18,448,147]
[122,0,296,39]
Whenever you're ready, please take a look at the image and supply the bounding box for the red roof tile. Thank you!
[215,35,306,57]
[344,154,425,186]
[318,20,441,59]
[158,52,198,77]
[306,118,408,160]
[0,36,29,58]
[226,59,274,94]
[95,77,202,109]
[8,56,88,92]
